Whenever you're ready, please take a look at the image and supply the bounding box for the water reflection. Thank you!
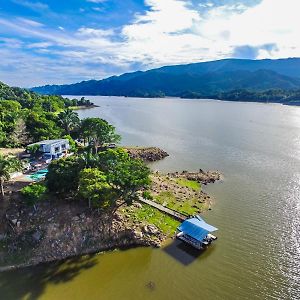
[0,255,98,300]
[163,239,215,266]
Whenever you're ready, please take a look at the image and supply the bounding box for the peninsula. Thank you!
[0,82,221,270]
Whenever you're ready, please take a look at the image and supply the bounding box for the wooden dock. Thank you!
[138,197,188,221]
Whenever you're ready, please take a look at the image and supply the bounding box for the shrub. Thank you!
[21,183,47,206]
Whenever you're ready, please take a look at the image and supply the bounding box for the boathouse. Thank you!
[176,215,218,249]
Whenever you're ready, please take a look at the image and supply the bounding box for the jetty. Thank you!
[138,197,188,221]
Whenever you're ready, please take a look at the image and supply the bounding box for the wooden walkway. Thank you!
[138,197,188,221]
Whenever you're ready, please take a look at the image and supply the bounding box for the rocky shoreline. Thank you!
[124,147,169,162]
[0,196,162,272]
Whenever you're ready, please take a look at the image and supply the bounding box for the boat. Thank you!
[176,215,218,249]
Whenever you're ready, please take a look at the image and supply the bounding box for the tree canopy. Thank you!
[80,118,121,152]
[58,109,80,135]
[0,81,94,147]
[79,168,114,208]
[46,156,84,194]
[46,148,150,210]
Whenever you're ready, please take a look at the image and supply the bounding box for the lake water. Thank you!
[1,97,300,299]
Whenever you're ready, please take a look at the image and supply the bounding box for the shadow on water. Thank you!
[0,255,98,300]
[163,239,216,266]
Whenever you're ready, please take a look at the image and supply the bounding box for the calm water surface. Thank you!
[1,97,300,300]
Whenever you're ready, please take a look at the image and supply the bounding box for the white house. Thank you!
[28,139,70,159]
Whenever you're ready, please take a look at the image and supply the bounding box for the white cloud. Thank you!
[195,0,300,58]
[119,0,300,66]
[2,0,300,86]
[17,17,44,27]
[77,27,114,37]
[26,42,53,49]
[12,0,48,11]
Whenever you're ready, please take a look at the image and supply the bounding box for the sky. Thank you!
[0,0,300,87]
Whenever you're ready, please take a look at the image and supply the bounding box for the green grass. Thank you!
[154,190,205,216]
[155,191,176,205]
[54,105,93,115]
[123,204,179,235]
[175,178,201,191]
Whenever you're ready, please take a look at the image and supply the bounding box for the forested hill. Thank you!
[31,58,300,104]
[0,81,93,109]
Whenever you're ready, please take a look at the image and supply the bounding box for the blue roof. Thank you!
[177,216,218,241]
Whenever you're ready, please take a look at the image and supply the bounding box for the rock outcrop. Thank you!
[125,147,169,162]
[168,169,221,185]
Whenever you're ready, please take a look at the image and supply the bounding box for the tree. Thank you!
[46,156,84,194]
[26,144,41,158]
[63,135,77,152]
[79,168,114,208]
[97,149,151,210]
[25,111,63,142]
[21,183,47,209]
[0,155,23,198]
[0,100,22,147]
[58,109,80,134]
[80,118,121,153]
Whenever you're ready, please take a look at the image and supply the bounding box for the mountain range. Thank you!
[32,58,300,104]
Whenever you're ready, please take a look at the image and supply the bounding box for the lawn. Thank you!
[175,178,201,191]
[154,191,206,216]
[122,204,180,236]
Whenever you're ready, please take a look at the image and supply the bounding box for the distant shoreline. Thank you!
[70,104,99,110]
[68,95,300,107]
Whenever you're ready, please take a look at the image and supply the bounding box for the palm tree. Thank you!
[0,155,23,198]
[58,109,80,134]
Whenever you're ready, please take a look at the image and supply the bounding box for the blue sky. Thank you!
[0,0,299,87]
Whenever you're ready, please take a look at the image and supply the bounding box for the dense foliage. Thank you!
[46,157,84,194]
[0,81,95,147]
[0,82,93,109]
[79,168,114,208]
[46,149,150,209]
[180,89,300,105]
[58,109,80,135]
[80,118,121,152]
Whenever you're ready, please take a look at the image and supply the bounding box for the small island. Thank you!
[0,82,221,271]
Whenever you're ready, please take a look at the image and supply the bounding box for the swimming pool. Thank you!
[27,169,48,181]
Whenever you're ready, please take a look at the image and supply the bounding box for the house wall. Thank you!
[39,140,70,155]
[48,141,69,155]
